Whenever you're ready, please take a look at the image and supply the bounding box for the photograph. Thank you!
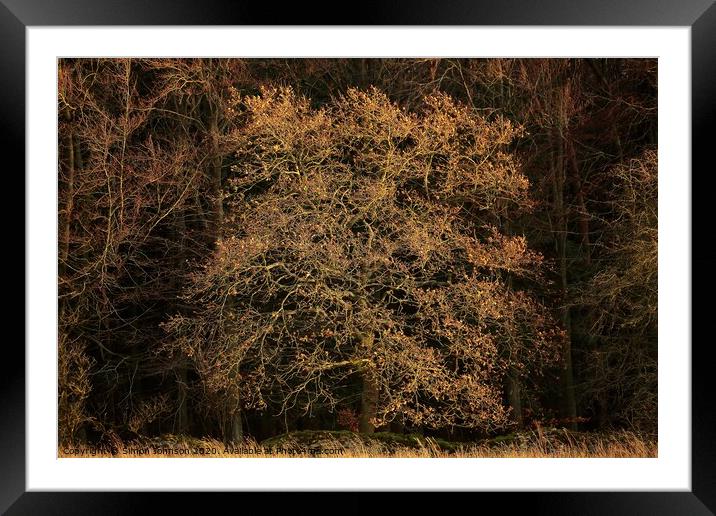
[9,7,711,509]
[57,57,658,459]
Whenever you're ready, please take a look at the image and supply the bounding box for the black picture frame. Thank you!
[7,0,714,513]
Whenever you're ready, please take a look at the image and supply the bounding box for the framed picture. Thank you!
[9,0,714,512]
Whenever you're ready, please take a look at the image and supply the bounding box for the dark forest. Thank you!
[58,58,657,457]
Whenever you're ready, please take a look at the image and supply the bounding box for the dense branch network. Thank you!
[164,87,561,432]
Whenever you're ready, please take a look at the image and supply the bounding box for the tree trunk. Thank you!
[60,131,88,443]
[224,394,243,443]
[172,206,190,435]
[358,333,378,434]
[208,100,241,441]
[60,131,75,274]
[230,409,243,442]
[559,322,577,429]
[557,183,578,429]
[553,85,577,430]
[596,349,609,428]
[568,139,591,266]
[505,368,523,428]
[209,107,223,240]
[176,364,190,434]
[174,209,190,435]
[503,220,523,429]
[359,369,378,434]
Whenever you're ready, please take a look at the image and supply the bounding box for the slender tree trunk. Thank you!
[60,130,82,273]
[596,349,609,428]
[559,311,578,430]
[172,204,191,434]
[222,377,243,442]
[207,98,241,441]
[60,129,88,443]
[502,219,523,429]
[229,405,243,442]
[358,333,378,434]
[554,87,578,430]
[209,106,223,240]
[568,139,591,266]
[176,366,190,434]
[222,316,244,443]
[60,131,75,274]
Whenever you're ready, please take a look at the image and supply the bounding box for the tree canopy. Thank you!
[58,58,657,445]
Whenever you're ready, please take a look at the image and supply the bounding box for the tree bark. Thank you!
[358,333,378,434]
[224,391,243,443]
[209,106,223,240]
[60,130,77,275]
[173,206,191,434]
[222,320,244,443]
[59,129,88,443]
[553,86,578,430]
[229,408,243,442]
[502,219,523,429]
[505,367,523,428]
[176,361,190,434]
[568,139,591,266]
[596,349,609,428]
[207,99,241,442]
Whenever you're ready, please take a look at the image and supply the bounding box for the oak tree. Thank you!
[164,87,561,437]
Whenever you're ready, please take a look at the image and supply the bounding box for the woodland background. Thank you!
[57,58,657,447]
